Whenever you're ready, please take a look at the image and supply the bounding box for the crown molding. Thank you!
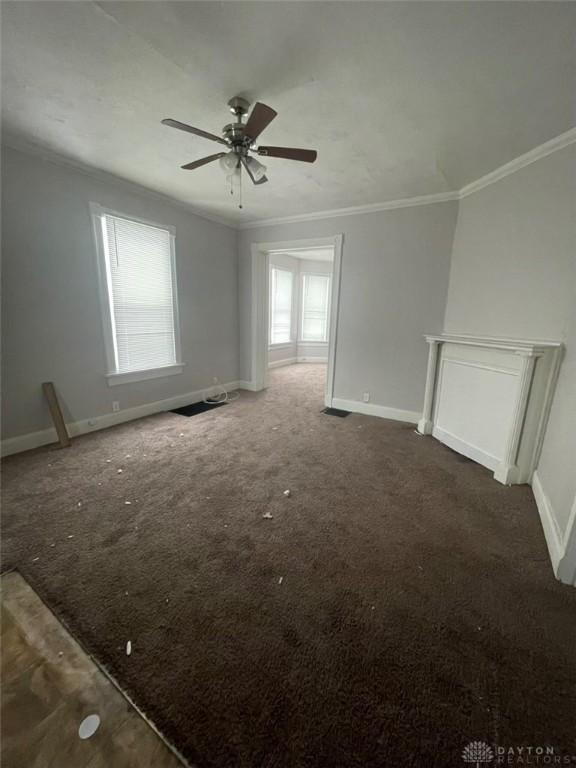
[4,126,575,232]
[237,191,460,230]
[459,126,576,199]
[240,127,576,229]
[1,137,238,229]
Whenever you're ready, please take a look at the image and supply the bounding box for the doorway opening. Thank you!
[250,235,343,408]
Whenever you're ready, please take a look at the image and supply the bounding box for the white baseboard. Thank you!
[432,425,500,472]
[531,470,576,585]
[560,498,576,585]
[268,357,298,369]
[331,398,419,424]
[268,357,327,368]
[532,470,563,573]
[297,356,328,363]
[1,380,241,457]
[237,380,260,392]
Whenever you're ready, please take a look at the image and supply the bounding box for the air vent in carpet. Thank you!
[171,401,227,417]
[322,407,350,418]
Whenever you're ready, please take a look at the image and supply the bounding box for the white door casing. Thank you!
[249,235,343,407]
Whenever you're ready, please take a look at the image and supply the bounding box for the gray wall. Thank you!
[1,146,239,440]
[444,144,575,340]
[444,144,576,536]
[239,202,458,413]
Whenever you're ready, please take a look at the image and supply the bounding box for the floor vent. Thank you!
[171,401,227,417]
[322,407,350,418]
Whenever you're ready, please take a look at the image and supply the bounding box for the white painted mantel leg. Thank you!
[418,339,440,435]
[493,351,539,485]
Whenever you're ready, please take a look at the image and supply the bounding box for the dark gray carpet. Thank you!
[2,365,576,767]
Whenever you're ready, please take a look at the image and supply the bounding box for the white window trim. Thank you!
[269,266,295,346]
[299,271,331,343]
[106,363,185,387]
[90,203,184,386]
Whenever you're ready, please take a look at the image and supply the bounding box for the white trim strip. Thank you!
[267,357,328,368]
[238,192,459,230]
[1,380,242,457]
[425,333,562,355]
[237,380,260,392]
[532,470,576,587]
[106,363,185,386]
[3,137,236,229]
[532,470,564,574]
[432,425,500,472]
[268,357,298,369]
[5,127,575,231]
[459,127,576,199]
[240,128,576,229]
[239,128,576,228]
[331,397,419,424]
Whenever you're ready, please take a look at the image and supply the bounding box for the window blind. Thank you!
[101,214,178,374]
[270,268,293,344]
[301,273,330,342]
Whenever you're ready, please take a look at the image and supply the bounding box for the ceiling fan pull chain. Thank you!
[239,168,243,209]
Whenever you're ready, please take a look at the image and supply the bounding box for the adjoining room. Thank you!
[267,245,335,411]
[1,2,575,767]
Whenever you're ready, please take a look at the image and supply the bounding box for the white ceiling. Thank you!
[2,1,575,225]
[272,248,334,263]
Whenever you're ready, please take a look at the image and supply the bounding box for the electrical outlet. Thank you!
[112,401,120,412]
[362,392,370,403]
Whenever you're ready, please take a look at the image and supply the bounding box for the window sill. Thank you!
[268,342,294,350]
[106,363,185,387]
[298,340,328,346]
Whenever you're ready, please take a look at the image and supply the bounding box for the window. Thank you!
[301,273,330,342]
[270,267,293,344]
[92,205,183,385]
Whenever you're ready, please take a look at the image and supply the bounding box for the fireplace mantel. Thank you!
[418,334,563,485]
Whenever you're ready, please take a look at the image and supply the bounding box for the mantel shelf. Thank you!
[424,334,562,356]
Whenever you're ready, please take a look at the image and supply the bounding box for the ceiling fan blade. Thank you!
[244,103,277,141]
[162,118,228,146]
[181,153,226,170]
[257,146,317,163]
[241,156,268,185]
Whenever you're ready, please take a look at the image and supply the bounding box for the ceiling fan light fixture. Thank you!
[245,156,267,181]
[219,151,239,173]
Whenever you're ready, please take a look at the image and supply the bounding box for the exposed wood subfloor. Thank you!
[1,571,185,768]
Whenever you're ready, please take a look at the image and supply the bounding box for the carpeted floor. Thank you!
[2,364,576,767]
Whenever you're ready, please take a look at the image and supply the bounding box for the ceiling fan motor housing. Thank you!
[223,123,245,142]
[227,96,250,118]
[224,96,256,152]
[223,125,255,157]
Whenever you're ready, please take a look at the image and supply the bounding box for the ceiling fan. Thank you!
[162,96,317,206]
